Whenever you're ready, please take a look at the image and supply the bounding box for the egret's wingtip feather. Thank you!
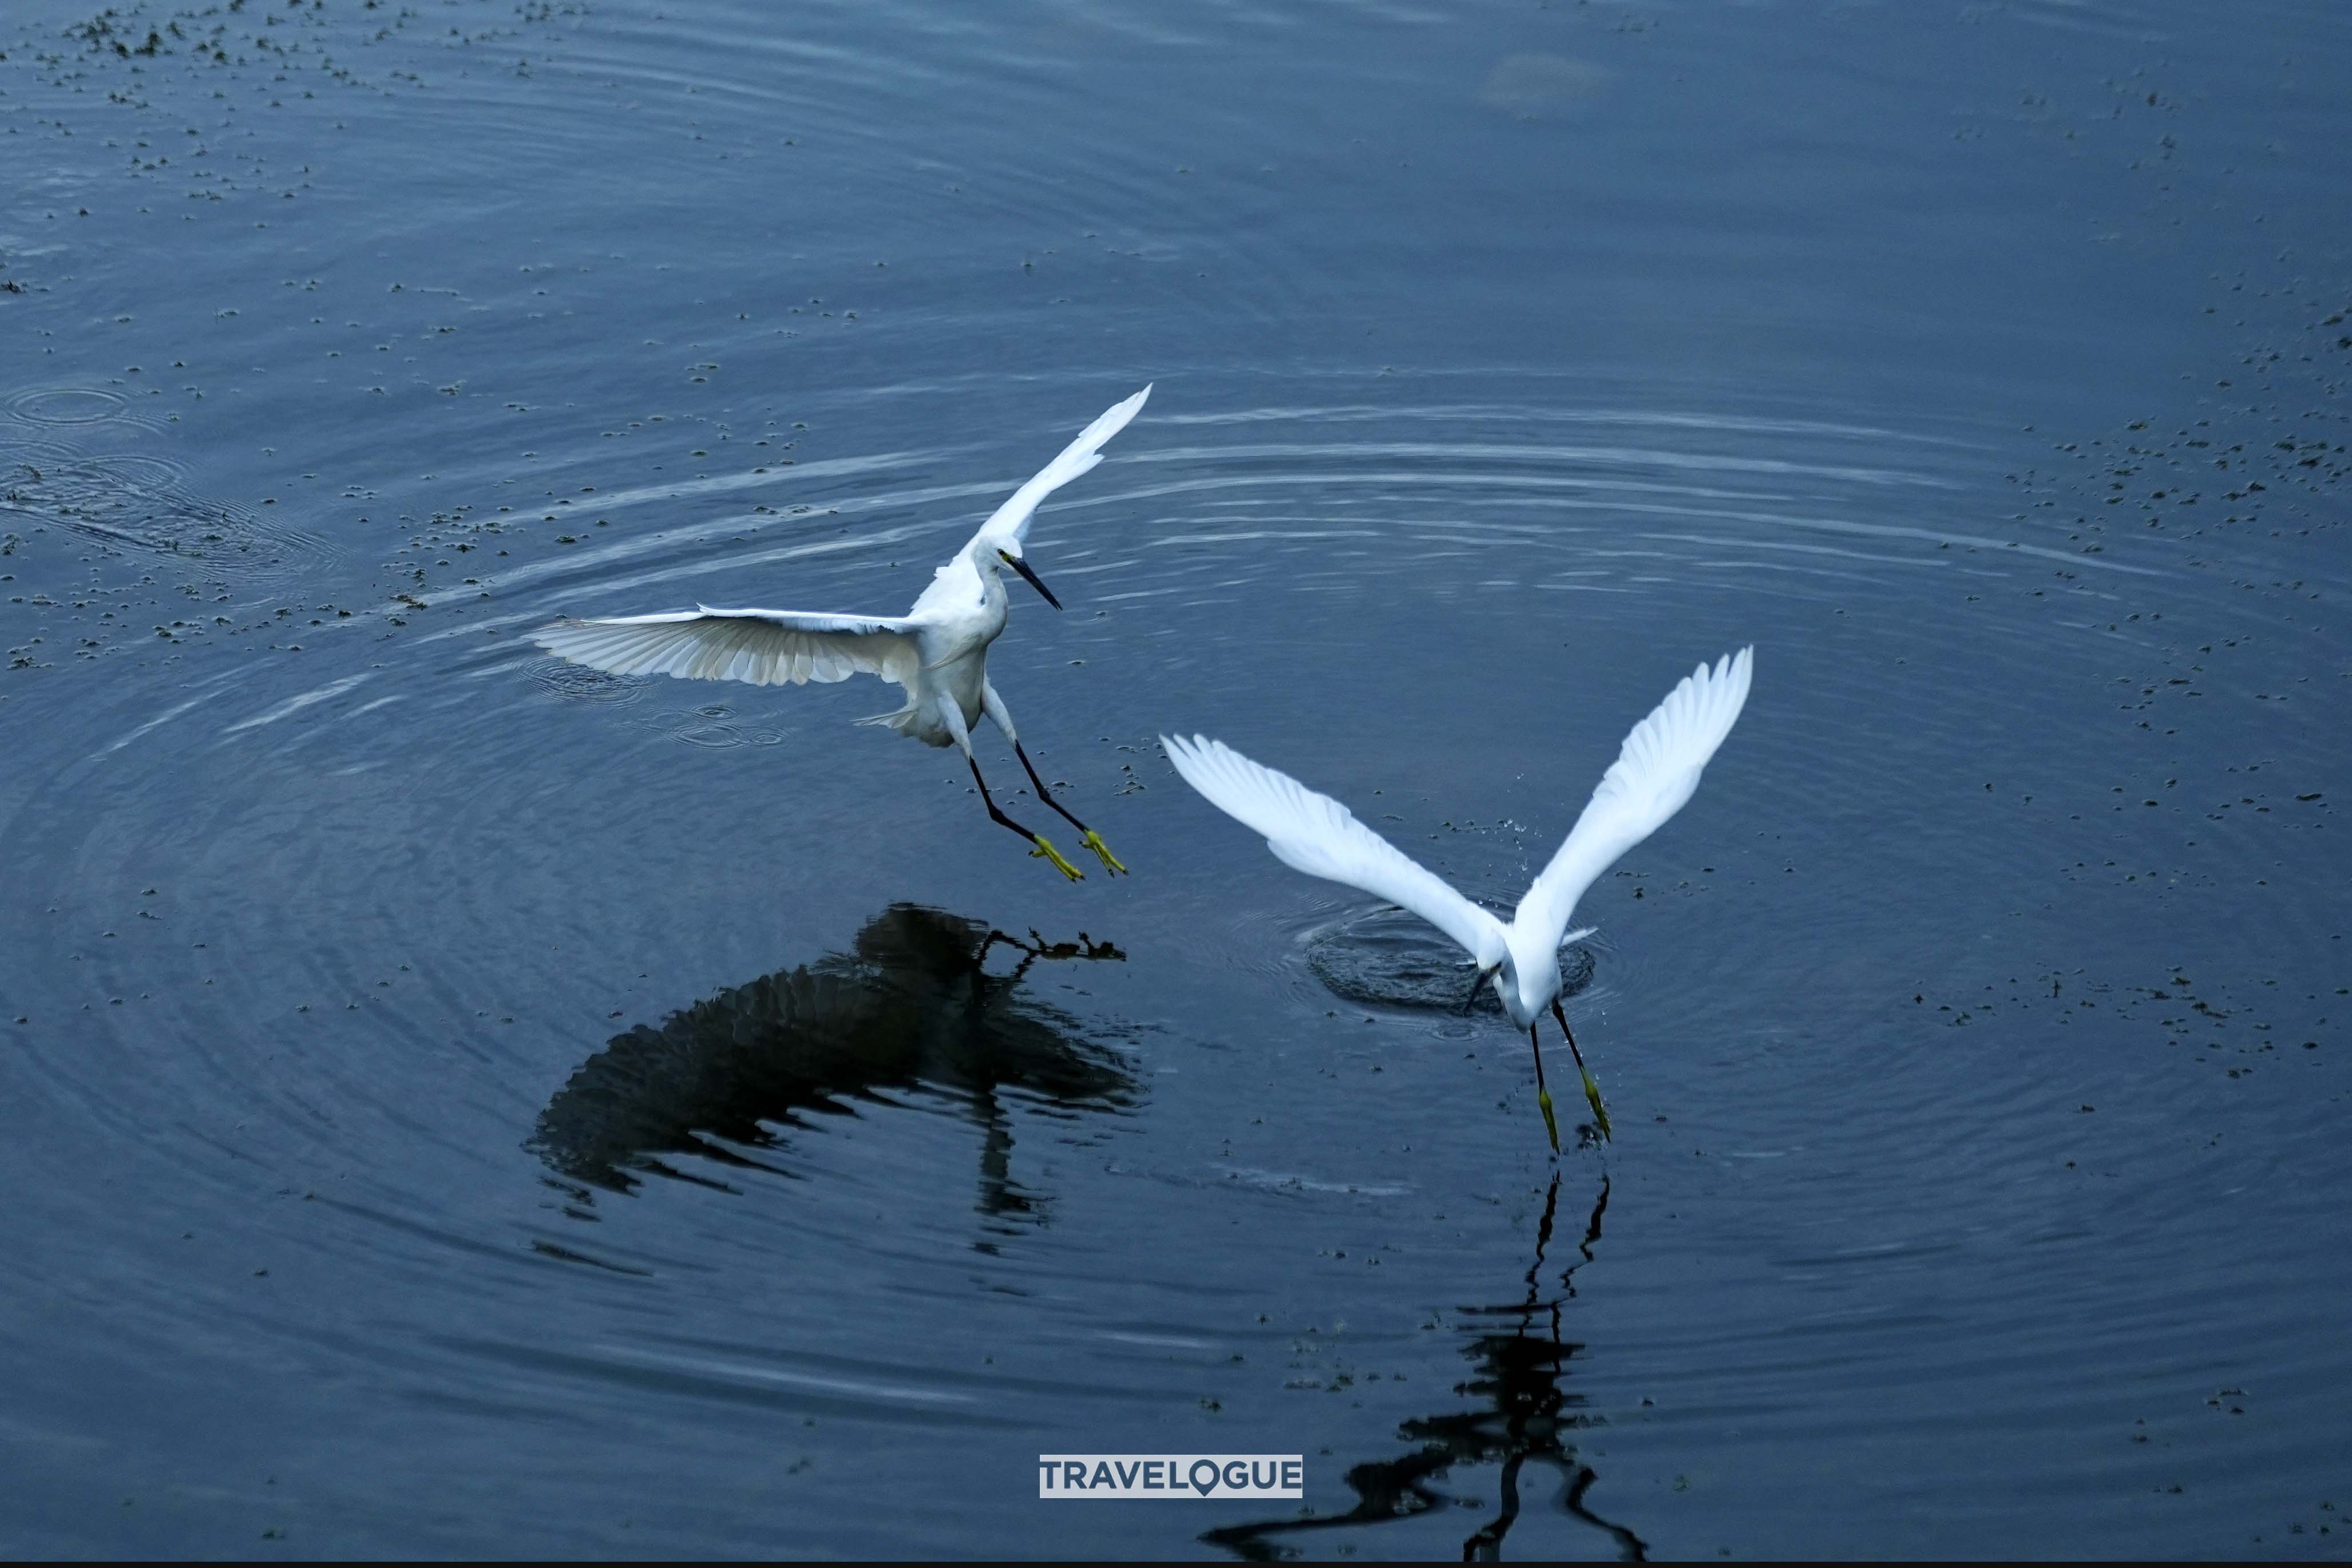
[1160,732,1501,963]
[1515,645,1756,946]
[529,606,920,691]
[971,384,1152,546]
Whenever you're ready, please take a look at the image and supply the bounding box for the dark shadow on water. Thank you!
[530,904,1137,1230]
[1203,1177,1647,1562]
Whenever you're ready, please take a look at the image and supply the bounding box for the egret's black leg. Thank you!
[969,757,1082,880]
[1012,739,1125,874]
[1548,998,1593,1077]
[967,757,1038,840]
[1011,741,1088,833]
[1551,998,1612,1141]
[1529,1024,1561,1154]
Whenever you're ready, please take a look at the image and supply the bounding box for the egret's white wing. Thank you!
[1515,647,1754,948]
[968,385,1151,548]
[1163,734,1507,961]
[533,605,922,688]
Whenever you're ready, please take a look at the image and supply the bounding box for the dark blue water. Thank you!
[3,0,2347,1557]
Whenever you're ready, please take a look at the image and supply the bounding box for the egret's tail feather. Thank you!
[858,705,958,747]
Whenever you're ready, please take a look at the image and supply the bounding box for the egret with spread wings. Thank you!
[536,387,1151,880]
[1164,648,1752,1150]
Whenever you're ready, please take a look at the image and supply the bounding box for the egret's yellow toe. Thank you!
[1080,829,1127,875]
[1031,837,1084,882]
[1581,1070,1611,1142]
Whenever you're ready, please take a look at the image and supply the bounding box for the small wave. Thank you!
[4,386,139,426]
[1213,1166,1415,1197]
[0,443,334,589]
[529,658,644,706]
[1305,905,1595,1014]
[629,703,788,747]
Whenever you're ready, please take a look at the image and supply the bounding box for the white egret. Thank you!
[535,386,1151,880]
[1163,647,1753,1151]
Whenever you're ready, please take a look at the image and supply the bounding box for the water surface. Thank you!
[2,0,2348,1557]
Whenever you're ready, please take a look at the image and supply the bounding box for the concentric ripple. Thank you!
[5,386,145,427]
[0,438,335,591]
[3,365,2339,1559]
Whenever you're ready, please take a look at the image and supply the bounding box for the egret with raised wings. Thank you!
[1164,648,1752,1151]
[536,387,1150,880]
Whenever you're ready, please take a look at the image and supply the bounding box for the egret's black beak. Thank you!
[999,549,1063,610]
[1464,963,1499,1016]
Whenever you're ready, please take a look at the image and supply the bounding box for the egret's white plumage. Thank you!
[535,386,1152,879]
[530,607,920,690]
[1163,647,1753,1145]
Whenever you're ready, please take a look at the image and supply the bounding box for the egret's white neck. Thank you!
[1496,928,1558,1028]
[969,540,1015,589]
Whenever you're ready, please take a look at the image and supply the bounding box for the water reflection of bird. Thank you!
[530,905,1135,1228]
[1166,648,1752,1149]
[535,388,1150,880]
[1203,1177,1647,1563]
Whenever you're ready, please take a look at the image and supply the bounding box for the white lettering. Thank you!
[1037,1455,1305,1500]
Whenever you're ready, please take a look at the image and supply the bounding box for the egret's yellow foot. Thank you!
[1030,836,1084,882]
[1537,1087,1561,1154]
[1581,1070,1611,1142]
[1080,829,1127,876]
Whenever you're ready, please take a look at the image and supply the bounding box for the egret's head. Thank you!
[1497,926,1585,1030]
[993,544,1063,609]
[1474,940,1524,1023]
